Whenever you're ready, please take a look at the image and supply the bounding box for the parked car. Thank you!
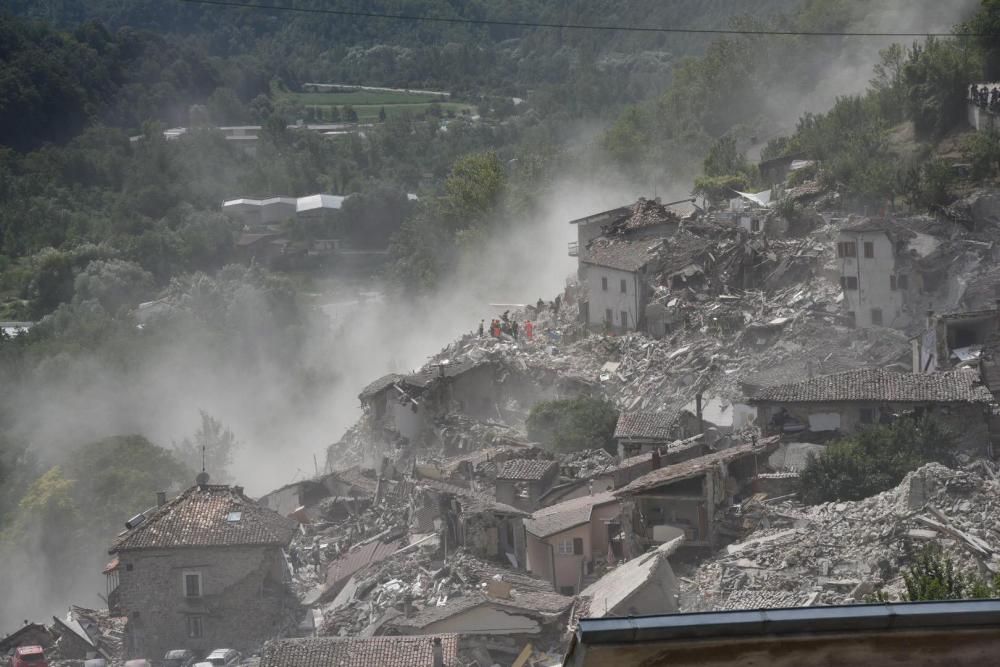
[123,660,152,667]
[10,646,47,667]
[204,649,240,667]
[162,650,197,667]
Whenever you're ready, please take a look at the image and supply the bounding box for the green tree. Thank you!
[378,106,387,122]
[441,151,506,234]
[799,416,956,504]
[73,259,154,312]
[174,411,241,483]
[526,398,620,453]
[343,105,359,123]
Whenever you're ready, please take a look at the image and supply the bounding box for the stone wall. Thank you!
[116,545,295,660]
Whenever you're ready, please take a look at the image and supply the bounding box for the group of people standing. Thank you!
[971,83,1000,111]
[480,310,534,341]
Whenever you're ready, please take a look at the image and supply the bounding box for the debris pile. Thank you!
[681,462,1000,611]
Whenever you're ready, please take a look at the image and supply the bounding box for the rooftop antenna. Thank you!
[195,443,210,486]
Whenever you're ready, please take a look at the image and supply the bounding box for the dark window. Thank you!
[620,311,628,326]
[871,308,883,326]
[840,276,858,290]
[125,562,134,571]
[751,218,761,232]
[860,408,874,424]
[560,586,575,596]
[184,573,201,598]
[898,274,909,290]
[620,279,627,293]
[864,241,875,258]
[837,241,857,258]
[890,275,897,291]
[572,537,584,555]
[186,616,203,639]
[604,308,612,324]
[846,311,856,328]
[601,276,608,291]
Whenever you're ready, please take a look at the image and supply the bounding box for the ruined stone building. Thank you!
[260,634,459,667]
[523,491,622,595]
[494,459,559,512]
[614,440,778,551]
[748,367,995,449]
[914,307,1000,373]
[105,477,297,659]
[614,411,701,460]
[836,219,912,329]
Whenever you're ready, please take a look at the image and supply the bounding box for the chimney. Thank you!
[156,491,166,507]
[432,637,444,667]
[233,485,244,496]
[651,448,661,470]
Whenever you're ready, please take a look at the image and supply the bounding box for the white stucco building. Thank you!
[837,219,909,329]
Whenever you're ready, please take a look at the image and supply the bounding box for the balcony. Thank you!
[568,241,579,257]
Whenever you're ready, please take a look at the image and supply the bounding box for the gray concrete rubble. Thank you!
[680,462,1000,611]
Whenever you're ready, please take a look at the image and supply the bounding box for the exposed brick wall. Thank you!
[116,545,295,660]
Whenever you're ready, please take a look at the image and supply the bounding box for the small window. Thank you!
[601,276,608,291]
[871,308,883,326]
[837,241,857,258]
[604,308,612,324]
[557,540,574,555]
[839,276,858,290]
[860,408,874,424]
[620,279,627,293]
[620,311,628,326]
[226,511,242,522]
[890,275,897,291]
[125,562,134,571]
[898,274,909,290]
[183,572,202,598]
[864,241,874,258]
[846,311,856,328]
[751,218,761,233]
[573,537,584,555]
[186,615,203,639]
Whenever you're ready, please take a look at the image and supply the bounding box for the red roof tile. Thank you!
[326,539,404,587]
[260,635,459,667]
[748,368,994,404]
[111,484,295,552]
[496,459,557,481]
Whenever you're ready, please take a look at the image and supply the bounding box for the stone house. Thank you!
[494,459,559,512]
[614,411,701,460]
[260,634,459,667]
[747,368,995,450]
[106,477,297,660]
[837,218,912,329]
[614,440,779,551]
[524,491,622,595]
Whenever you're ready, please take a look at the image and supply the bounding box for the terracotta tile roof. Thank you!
[416,478,528,517]
[111,484,295,552]
[403,359,490,388]
[391,590,573,630]
[747,368,994,404]
[326,538,405,587]
[524,491,618,538]
[259,635,459,667]
[496,459,557,481]
[457,556,555,592]
[614,411,679,440]
[615,439,779,497]
[580,237,659,272]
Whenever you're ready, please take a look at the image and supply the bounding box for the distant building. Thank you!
[494,459,559,512]
[523,491,622,595]
[836,218,912,329]
[222,194,346,228]
[105,476,297,660]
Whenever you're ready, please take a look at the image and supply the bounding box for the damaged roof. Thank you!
[326,538,405,588]
[615,439,779,497]
[391,590,573,630]
[358,373,404,400]
[259,635,459,667]
[603,198,683,235]
[580,237,660,272]
[417,478,528,517]
[111,484,296,552]
[403,358,490,388]
[496,458,558,480]
[747,368,995,404]
[580,535,684,618]
[524,491,618,538]
[614,411,680,441]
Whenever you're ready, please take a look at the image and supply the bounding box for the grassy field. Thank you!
[282,90,475,122]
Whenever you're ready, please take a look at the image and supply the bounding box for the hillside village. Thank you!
[13,98,1000,665]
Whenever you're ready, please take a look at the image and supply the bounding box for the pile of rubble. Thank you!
[681,462,1000,611]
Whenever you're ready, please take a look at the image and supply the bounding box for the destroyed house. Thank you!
[837,218,915,329]
[615,440,779,550]
[568,204,633,258]
[579,237,658,332]
[915,307,1000,373]
[614,410,700,460]
[414,479,528,567]
[381,589,573,638]
[577,536,683,619]
[260,634,459,667]
[524,491,622,595]
[359,361,496,446]
[748,368,994,447]
[494,459,559,511]
[106,477,297,660]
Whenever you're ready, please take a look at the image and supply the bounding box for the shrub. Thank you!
[526,397,619,453]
